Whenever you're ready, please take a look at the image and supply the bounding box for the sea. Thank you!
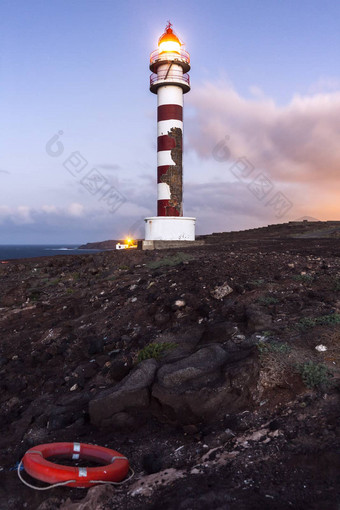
[0,245,106,261]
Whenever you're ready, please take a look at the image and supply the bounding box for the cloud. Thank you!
[185,181,268,217]
[41,205,58,214]
[183,181,295,234]
[0,200,149,243]
[3,81,340,243]
[67,203,84,217]
[0,205,33,225]
[16,206,33,224]
[187,82,340,185]
[0,206,11,218]
[0,204,86,227]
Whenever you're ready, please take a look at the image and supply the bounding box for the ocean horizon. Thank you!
[0,244,106,261]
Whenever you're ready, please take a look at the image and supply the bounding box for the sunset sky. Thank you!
[1,0,340,243]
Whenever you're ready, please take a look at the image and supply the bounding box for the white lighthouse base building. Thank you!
[144,216,196,241]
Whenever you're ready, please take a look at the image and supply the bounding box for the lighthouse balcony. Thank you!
[150,72,190,93]
[150,49,190,73]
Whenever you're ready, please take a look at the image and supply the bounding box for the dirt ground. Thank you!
[0,227,339,509]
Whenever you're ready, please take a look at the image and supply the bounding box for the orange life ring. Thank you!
[22,442,129,488]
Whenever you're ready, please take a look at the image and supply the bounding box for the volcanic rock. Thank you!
[245,304,273,332]
[89,359,158,427]
[210,282,233,300]
[58,485,116,510]
[152,345,258,423]
[1,225,340,510]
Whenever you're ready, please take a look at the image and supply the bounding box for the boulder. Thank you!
[152,345,258,424]
[89,359,157,427]
[45,392,91,431]
[155,325,204,362]
[155,345,228,390]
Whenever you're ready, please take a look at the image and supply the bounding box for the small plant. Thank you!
[297,317,317,330]
[249,279,266,287]
[147,252,192,270]
[66,288,74,294]
[293,274,314,283]
[258,296,279,305]
[47,278,60,286]
[262,330,273,337]
[257,341,291,355]
[137,342,177,363]
[297,313,340,330]
[316,313,340,326]
[297,361,332,389]
[119,265,130,270]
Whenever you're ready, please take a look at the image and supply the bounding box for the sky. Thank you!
[1,0,340,243]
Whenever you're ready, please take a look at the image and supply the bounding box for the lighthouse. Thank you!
[144,23,196,243]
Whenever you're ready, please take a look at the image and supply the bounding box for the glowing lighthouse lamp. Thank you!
[144,23,196,243]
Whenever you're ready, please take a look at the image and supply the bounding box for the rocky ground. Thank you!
[0,225,339,509]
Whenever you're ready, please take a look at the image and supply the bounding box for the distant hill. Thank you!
[197,220,340,243]
[78,239,118,250]
[79,220,340,250]
[293,216,320,222]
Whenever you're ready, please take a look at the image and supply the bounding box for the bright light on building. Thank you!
[159,40,181,54]
[158,21,181,54]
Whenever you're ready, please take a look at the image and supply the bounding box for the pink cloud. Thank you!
[187,82,340,185]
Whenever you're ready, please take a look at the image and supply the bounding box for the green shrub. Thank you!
[147,252,192,270]
[137,342,177,363]
[297,317,317,330]
[257,341,291,355]
[46,278,60,286]
[258,296,279,305]
[297,361,332,389]
[293,274,314,283]
[316,313,340,326]
[249,279,266,287]
[297,313,340,330]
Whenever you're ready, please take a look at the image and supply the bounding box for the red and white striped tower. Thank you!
[144,23,196,242]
